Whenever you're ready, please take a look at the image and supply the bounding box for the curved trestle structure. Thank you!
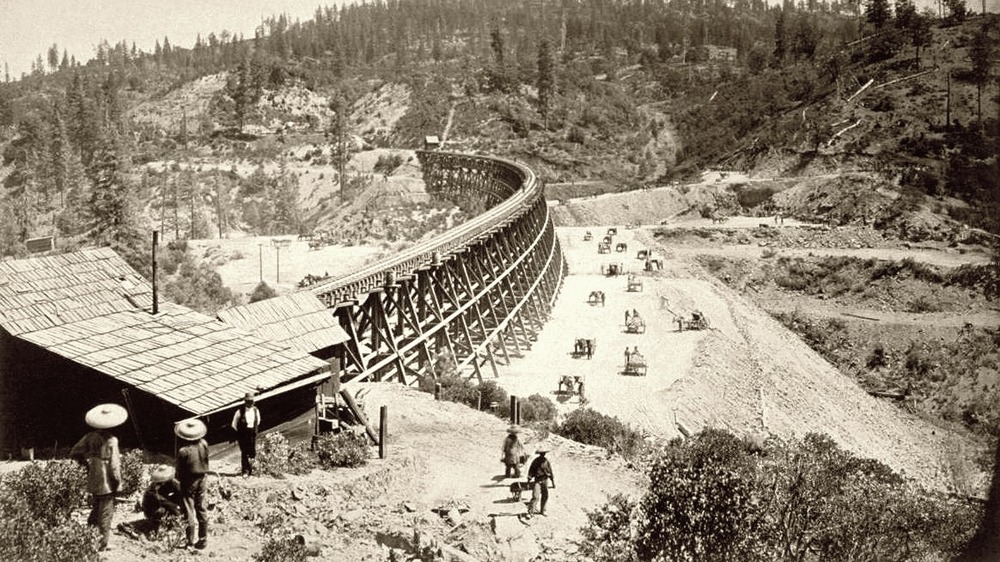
[310,151,567,385]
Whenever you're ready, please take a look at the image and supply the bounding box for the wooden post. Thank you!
[435,382,442,400]
[477,391,482,411]
[515,397,522,426]
[151,231,159,314]
[510,396,517,423]
[378,406,388,459]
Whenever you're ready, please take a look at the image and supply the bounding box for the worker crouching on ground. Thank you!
[175,418,209,551]
[527,446,555,517]
[232,391,261,477]
[142,465,182,522]
[501,425,526,478]
[119,465,183,540]
[71,403,126,551]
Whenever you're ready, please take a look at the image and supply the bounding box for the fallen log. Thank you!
[842,312,880,321]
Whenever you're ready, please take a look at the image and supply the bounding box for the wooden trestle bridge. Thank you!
[310,150,567,386]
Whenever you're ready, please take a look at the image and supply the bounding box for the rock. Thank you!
[266,492,283,504]
[341,509,364,523]
[403,502,417,513]
[291,487,306,501]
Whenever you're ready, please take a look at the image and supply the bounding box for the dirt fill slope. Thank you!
[494,226,983,494]
[641,227,985,493]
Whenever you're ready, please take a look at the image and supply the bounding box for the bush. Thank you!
[582,430,980,562]
[478,380,509,413]
[253,537,309,562]
[249,281,277,303]
[257,432,315,477]
[0,461,88,525]
[866,344,888,369]
[557,408,646,459]
[119,449,146,497]
[372,153,405,176]
[519,394,558,423]
[0,461,100,562]
[314,432,369,469]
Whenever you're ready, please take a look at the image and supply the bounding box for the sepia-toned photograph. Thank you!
[1,0,999,559]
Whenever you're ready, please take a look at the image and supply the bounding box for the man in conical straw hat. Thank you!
[70,403,127,551]
[141,465,181,523]
[174,418,209,551]
[526,444,555,518]
[501,425,525,478]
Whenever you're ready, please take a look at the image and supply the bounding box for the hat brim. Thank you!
[150,465,175,483]
[507,425,520,433]
[85,404,128,429]
[174,419,207,441]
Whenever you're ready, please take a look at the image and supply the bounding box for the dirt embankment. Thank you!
[491,226,988,494]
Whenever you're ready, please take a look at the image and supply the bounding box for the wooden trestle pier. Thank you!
[310,151,567,386]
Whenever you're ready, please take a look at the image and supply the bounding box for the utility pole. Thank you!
[258,243,263,282]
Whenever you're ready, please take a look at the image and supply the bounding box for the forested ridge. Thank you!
[0,0,997,267]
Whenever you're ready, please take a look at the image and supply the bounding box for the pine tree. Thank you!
[969,23,994,127]
[86,132,143,264]
[225,57,264,130]
[773,10,787,68]
[866,0,891,29]
[537,39,555,126]
[47,44,60,72]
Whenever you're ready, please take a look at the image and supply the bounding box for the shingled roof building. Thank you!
[216,292,350,359]
[0,248,331,452]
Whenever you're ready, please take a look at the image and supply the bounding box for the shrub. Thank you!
[582,430,979,562]
[314,432,369,469]
[0,461,88,524]
[478,380,509,413]
[580,494,639,562]
[119,449,146,497]
[866,344,888,369]
[257,432,315,477]
[249,281,277,303]
[519,394,557,423]
[0,461,100,562]
[253,537,308,562]
[908,294,942,313]
[372,153,405,176]
[557,408,646,459]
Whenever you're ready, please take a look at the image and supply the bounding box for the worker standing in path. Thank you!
[175,418,210,551]
[527,446,555,517]
[71,403,126,551]
[232,392,261,477]
[501,425,525,478]
[624,347,631,364]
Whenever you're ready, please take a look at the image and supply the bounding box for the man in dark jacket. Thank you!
[231,392,261,477]
[142,465,182,522]
[175,418,209,550]
[527,446,555,517]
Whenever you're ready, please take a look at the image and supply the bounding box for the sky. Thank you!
[0,0,348,79]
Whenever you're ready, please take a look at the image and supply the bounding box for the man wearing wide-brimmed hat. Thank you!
[501,425,526,478]
[231,391,261,477]
[174,418,209,550]
[70,403,127,551]
[527,445,555,517]
[141,465,182,522]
